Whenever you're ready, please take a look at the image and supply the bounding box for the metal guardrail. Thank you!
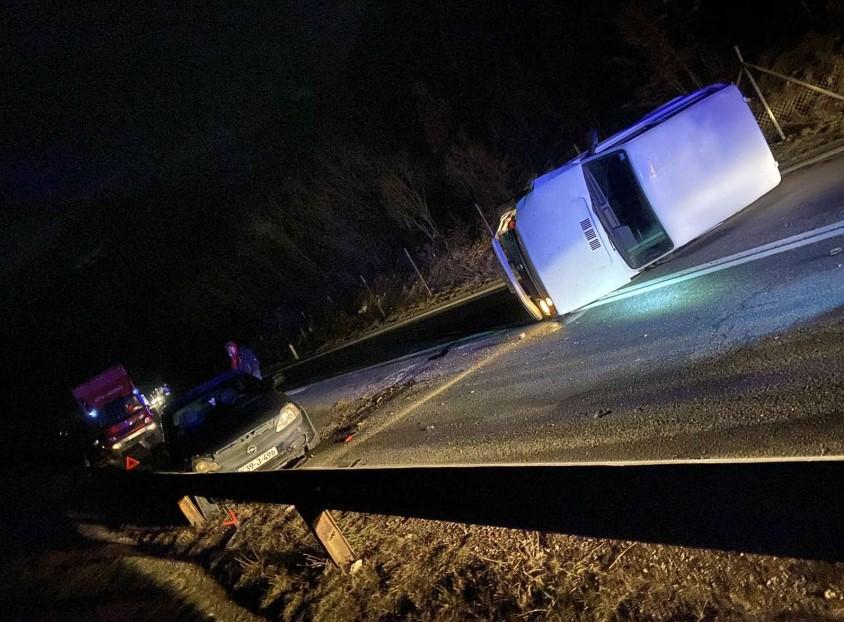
[96,458,844,561]
[265,281,507,377]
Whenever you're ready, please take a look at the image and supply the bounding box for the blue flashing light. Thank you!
[88,409,98,419]
[132,387,140,395]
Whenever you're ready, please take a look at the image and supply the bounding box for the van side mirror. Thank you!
[588,128,600,155]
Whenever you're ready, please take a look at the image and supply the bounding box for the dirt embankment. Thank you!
[14,503,842,622]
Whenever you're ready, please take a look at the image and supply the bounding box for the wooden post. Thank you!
[178,495,218,527]
[297,506,356,567]
[403,247,433,298]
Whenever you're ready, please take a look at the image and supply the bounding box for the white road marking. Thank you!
[311,326,549,465]
[285,330,501,396]
[580,217,844,311]
[291,218,844,398]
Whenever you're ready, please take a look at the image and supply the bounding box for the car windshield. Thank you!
[164,375,269,457]
[584,151,674,268]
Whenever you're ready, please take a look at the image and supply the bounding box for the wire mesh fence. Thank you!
[736,46,844,143]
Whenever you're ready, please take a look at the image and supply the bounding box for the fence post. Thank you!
[403,247,433,298]
[734,45,786,141]
[296,506,356,567]
[359,274,387,319]
[474,203,495,238]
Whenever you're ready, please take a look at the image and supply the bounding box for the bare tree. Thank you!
[413,81,453,153]
[379,156,441,243]
[616,1,702,103]
[445,138,514,216]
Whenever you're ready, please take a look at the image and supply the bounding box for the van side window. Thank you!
[584,151,674,269]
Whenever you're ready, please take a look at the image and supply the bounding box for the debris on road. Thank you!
[593,409,613,419]
[350,559,364,574]
[830,247,842,256]
[428,346,451,361]
[325,379,417,444]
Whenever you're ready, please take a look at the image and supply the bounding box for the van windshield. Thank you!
[101,395,145,425]
[584,151,673,269]
[497,225,545,302]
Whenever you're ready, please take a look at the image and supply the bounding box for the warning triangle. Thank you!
[125,456,140,471]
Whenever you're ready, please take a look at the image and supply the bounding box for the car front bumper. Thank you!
[221,415,315,473]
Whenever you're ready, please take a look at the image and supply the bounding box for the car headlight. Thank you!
[193,457,221,473]
[276,403,301,432]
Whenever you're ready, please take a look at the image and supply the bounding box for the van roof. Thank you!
[531,83,728,193]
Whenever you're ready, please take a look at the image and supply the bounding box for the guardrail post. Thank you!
[296,506,355,567]
[178,495,218,527]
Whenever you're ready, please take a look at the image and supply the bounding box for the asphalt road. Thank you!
[291,155,844,467]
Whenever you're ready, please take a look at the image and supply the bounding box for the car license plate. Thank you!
[237,446,279,472]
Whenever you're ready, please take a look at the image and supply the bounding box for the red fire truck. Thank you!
[72,365,160,466]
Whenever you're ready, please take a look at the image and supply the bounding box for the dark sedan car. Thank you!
[161,372,320,473]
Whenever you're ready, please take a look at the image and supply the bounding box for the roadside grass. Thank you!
[113,502,844,622]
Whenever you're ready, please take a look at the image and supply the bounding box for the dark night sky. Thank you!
[2,0,831,462]
[3,3,328,206]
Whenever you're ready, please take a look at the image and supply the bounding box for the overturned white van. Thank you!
[492,83,781,320]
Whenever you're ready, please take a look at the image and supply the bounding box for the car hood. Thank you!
[167,390,287,461]
[210,392,288,458]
